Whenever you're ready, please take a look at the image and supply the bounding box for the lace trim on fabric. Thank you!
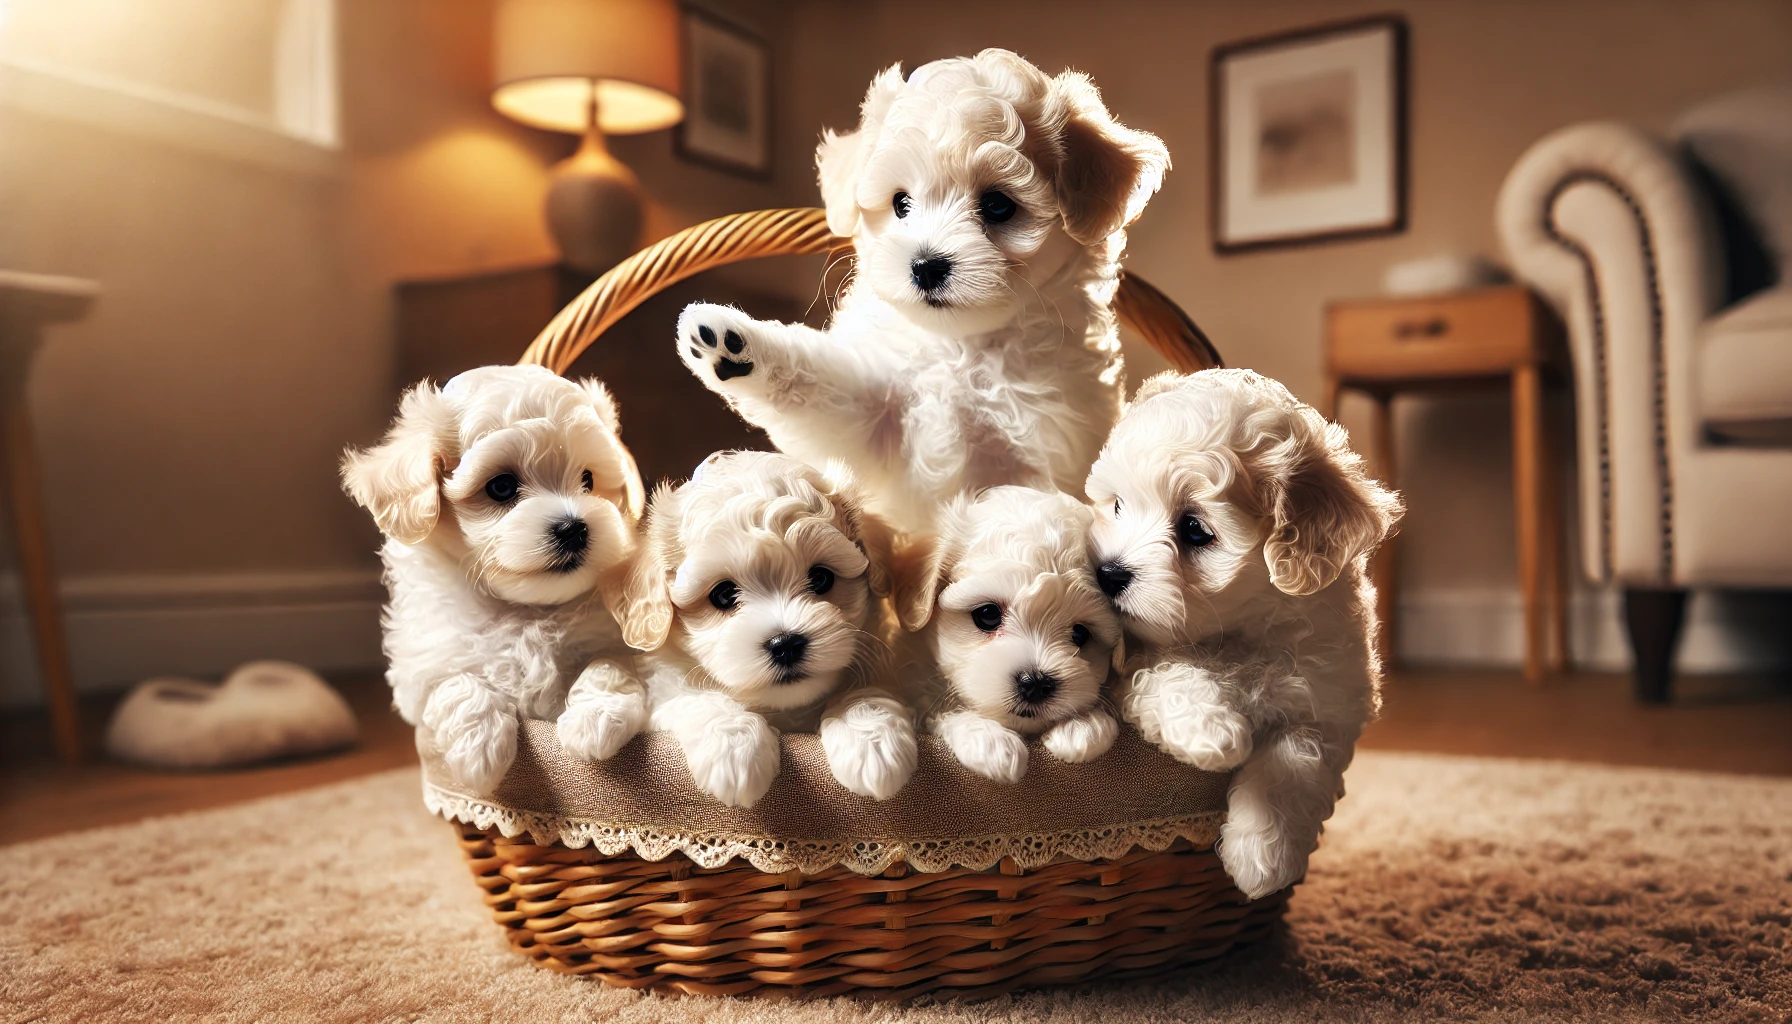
[422,778,1223,876]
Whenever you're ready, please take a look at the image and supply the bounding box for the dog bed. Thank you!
[426,207,1258,1000]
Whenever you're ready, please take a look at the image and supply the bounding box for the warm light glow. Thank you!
[493,76,682,135]
[493,0,682,135]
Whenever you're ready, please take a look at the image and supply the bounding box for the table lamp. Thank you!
[493,0,684,273]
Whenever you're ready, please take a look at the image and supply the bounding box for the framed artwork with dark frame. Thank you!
[676,8,771,179]
[1210,15,1408,254]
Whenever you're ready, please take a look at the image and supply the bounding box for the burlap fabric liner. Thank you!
[419,719,1231,876]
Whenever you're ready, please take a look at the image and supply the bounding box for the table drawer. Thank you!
[1327,286,1539,381]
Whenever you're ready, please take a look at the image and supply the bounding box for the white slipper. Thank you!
[104,660,358,769]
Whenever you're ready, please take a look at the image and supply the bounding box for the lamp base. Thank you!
[545,127,643,275]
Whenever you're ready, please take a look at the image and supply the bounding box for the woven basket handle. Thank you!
[520,207,1221,374]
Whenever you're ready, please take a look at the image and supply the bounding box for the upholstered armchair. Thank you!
[1497,85,1792,702]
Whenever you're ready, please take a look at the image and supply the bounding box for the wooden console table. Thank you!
[1325,285,1568,682]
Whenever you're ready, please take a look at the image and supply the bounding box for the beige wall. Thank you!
[0,0,793,700]
[777,0,1792,656]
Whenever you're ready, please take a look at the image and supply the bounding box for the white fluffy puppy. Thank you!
[1085,369,1402,899]
[610,450,915,808]
[675,49,1169,532]
[341,365,647,793]
[894,486,1122,783]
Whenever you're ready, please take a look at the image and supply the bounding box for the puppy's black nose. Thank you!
[765,632,810,669]
[1097,562,1134,598]
[1014,670,1059,705]
[910,254,953,293]
[551,518,589,555]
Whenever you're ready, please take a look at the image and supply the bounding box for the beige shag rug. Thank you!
[4,751,1789,1024]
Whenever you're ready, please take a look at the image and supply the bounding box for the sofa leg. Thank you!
[1623,588,1687,704]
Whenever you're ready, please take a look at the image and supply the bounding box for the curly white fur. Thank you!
[675,49,1169,533]
[1085,369,1402,899]
[894,485,1122,783]
[615,451,914,807]
[342,365,645,794]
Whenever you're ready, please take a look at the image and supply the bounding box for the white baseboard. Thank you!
[0,569,384,708]
[1398,586,1792,673]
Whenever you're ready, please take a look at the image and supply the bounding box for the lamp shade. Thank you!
[493,0,683,135]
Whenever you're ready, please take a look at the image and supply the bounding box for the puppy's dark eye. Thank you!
[1177,511,1217,549]
[1071,624,1091,647]
[970,603,1003,633]
[485,473,520,503]
[708,580,740,611]
[1113,498,1122,517]
[979,190,1016,224]
[892,191,913,219]
[580,469,594,493]
[807,565,835,595]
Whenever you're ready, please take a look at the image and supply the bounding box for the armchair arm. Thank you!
[1496,122,1726,586]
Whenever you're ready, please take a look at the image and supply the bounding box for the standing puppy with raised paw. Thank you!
[894,486,1123,783]
[341,365,647,794]
[677,48,1170,533]
[1085,369,1402,899]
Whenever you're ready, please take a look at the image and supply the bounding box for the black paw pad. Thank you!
[698,325,717,347]
[715,358,754,381]
[688,346,702,359]
[724,330,745,354]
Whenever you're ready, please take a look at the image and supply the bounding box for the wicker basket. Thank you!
[433,208,1269,1001]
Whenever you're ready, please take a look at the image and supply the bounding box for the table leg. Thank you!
[1540,389,1570,672]
[4,404,80,761]
[1369,391,1397,671]
[1512,365,1547,683]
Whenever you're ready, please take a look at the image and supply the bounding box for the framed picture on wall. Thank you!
[676,9,771,178]
[1210,15,1408,253]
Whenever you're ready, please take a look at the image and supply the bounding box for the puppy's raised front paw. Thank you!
[1159,704,1254,772]
[677,303,757,386]
[938,714,1029,784]
[821,700,918,800]
[681,710,781,808]
[555,687,646,762]
[1041,708,1119,764]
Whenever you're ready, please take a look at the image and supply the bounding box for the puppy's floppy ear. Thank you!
[608,482,678,651]
[816,63,904,237]
[340,382,455,544]
[576,376,645,520]
[1261,421,1403,596]
[892,496,971,632]
[1049,70,1171,246]
[819,460,896,597]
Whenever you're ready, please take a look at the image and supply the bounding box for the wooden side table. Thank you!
[1324,285,1568,682]
[0,270,99,762]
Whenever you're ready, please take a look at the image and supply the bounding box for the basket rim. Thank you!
[419,720,1232,876]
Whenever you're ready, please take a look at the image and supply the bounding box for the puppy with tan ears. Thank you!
[342,365,647,794]
[894,486,1123,783]
[608,450,915,808]
[1085,369,1402,899]
[676,49,1169,533]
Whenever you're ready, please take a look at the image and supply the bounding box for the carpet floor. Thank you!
[3,751,1789,1023]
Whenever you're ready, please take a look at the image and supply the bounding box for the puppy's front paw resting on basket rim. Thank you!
[820,693,918,800]
[556,660,646,761]
[422,674,517,793]
[936,710,1029,783]
[1125,662,1254,772]
[1041,706,1119,763]
[656,693,781,808]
